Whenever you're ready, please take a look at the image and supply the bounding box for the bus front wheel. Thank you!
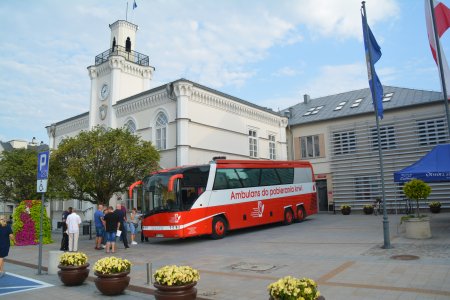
[211,216,227,239]
[283,208,294,225]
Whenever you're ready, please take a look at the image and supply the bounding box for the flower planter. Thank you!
[57,263,90,286]
[154,282,197,300]
[270,296,325,300]
[341,208,351,215]
[363,207,374,215]
[430,206,441,213]
[404,217,431,239]
[94,271,130,295]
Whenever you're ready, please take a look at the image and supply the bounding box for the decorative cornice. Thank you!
[109,20,138,32]
[190,87,284,127]
[88,57,153,79]
[174,82,193,97]
[87,63,111,78]
[114,89,170,117]
[55,115,89,136]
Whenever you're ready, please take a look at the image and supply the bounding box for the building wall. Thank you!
[291,102,450,211]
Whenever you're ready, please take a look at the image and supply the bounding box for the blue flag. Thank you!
[362,11,383,119]
[133,0,137,9]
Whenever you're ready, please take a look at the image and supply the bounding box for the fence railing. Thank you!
[95,45,149,66]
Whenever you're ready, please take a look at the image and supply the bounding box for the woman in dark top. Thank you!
[0,215,15,277]
[102,206,120,254]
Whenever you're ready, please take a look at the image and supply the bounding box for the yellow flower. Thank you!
[153,265,199,286]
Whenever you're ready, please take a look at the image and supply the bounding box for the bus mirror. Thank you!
[168,174,183,192]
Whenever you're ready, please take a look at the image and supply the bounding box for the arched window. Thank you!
[124,119,136,133]
[155,112,168,150]
[112,37,116,52]
[125,37,131,52]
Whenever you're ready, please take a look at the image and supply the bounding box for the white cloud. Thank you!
[273,67,299,77]
[0,0,402,142]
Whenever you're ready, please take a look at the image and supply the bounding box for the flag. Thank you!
[133,0,137,10]
[361,10,384,119]
[425,0,450,99]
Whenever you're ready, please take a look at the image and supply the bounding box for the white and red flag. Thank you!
[425,0,450,99]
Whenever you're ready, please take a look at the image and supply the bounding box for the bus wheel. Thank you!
[283,208,294,225]
[296,206,306,222]
[211,216,227,239]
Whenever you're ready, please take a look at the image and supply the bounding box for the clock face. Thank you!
[100,84,109,100]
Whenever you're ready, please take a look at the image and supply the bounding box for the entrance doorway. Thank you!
[316,180,328,211]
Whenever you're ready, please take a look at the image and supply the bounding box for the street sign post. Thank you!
[36,150,49,275]
[37,151,49,193]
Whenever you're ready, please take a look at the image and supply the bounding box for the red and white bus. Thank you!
[129,158,317,239]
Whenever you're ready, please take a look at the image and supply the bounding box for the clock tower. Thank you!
[87,20,154,129]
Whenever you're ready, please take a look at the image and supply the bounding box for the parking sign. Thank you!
[37,151,49,193]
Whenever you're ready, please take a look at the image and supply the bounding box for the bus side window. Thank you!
[213,172,228,190]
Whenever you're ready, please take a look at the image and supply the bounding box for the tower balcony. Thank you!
[95,45,149,66]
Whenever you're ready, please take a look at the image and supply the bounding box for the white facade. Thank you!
[46,20,288,227]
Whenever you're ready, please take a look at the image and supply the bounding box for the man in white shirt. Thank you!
[66,207,82,252]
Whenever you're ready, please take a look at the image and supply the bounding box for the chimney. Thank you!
[303,94,310,104]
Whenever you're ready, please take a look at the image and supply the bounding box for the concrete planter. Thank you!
[404,217,431,239]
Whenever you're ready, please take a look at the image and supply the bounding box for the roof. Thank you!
[0,141,13,152]
[115,78,283,117]
[285,86,444,126]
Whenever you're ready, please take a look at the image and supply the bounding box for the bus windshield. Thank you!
[141,166,210,215]
[143,174,178,213]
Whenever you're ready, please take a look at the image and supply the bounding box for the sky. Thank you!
[1,0,449,144]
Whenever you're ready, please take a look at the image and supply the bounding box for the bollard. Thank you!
[48,250,64,274]
[146,262,152,284]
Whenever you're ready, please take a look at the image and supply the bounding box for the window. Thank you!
[333,131,356,155]
[249,129,258,158]
[351,98,363,108]
[417,118,447,146]
[77,200,83,210]
[303,106,324,116]
[382,92,394,102]
[300,135,321,158]
[269,134,276,160]
[334,101,347,111]
[124,119,136,133]
[213,167,296,190]
[260,169,281,186]
[155,112,168,150]
[355,176,379,201]
[371,126,396,150]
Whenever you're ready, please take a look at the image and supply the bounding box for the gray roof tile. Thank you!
[285,86,443,125]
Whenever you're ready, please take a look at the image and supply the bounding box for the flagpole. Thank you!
[429,0,450,137]
[126,2,129,21]
[362,1,391,249]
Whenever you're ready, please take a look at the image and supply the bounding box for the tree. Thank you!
[50,127,160,205]
[0,148,41,203]
[403,179,432,217]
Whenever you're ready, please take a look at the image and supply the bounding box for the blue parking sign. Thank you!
[37,151,49,180]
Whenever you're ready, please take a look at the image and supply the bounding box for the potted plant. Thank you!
[57,252,89,286]
[267,276,324,300]
[153,265,200,300]
[402,179,432,239]
[340,204,351,215]
[93,256,132,295]
[429,201,441,213]
[363,205,374,215]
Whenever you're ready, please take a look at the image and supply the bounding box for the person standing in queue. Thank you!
[102,206,120,254]
[60,207,71,251]
[66,207,81,252]
[94,204,104,250]
[115,204,129,249]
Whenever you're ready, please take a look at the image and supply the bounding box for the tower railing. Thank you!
[95,45,149,66]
